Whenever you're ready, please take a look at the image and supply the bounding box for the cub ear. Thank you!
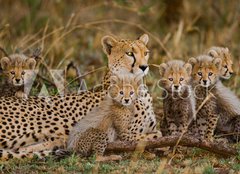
[213,58,222,70]
[184,63,192,75]
[25,58,36,70]
[159,63,168,77]
[101,35,117,55]
[208,49,218,58]
[0,57,10,70]
[188,57,197,66]
[110,75,119,85]
[134,75,143,86]
[138,34,149,45]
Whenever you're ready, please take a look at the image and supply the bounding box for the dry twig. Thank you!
[106,135,238,157]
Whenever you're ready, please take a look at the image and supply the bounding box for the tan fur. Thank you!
[102,34,150,77]
[207,46,233,79]
[159,60,195,135]
[0,34,158,160]
[67,74,161,156]
[0,53,36,98]
[189,55,222,141]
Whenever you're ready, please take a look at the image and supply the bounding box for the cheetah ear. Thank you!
[213,58,222,70]
[188,57,198,66]
[208,49,218,58]
[101,35,117,55]
[110,75,119,85]
[159,63,168,77]
[0,57,10,70]
[25,58,36,70]
[138,34,149,45]
[184,63,192,75]
[134,75,143,86]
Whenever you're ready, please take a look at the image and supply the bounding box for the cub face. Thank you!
[101,34,150,77]
[208,47,233,79]
[109,75,142,106]
[0,54,36,86]
[159,60,192,93]
[188,55,222,87]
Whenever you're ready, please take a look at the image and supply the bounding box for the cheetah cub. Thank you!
[207,46,240,141]
[67,74,161,161]
[188,55,222,141]
[0,53,37,98]
[159,60,195,136]
[207,46,233,79]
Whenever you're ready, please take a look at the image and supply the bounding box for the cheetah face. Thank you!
[109,74,142,106]
[0,55,36,86]
[159,60,192,93]
[220,58,233,79]
[115,84,136,106]
[102,34,150,78]
[208,47,233,79]
[189,56,222,87]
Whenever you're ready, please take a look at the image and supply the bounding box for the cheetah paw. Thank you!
[96,155,122,162]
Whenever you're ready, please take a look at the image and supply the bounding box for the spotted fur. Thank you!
[159,60,195,136]
[0,34,158,160]
[188,55,222,141]
[0,53,37,98]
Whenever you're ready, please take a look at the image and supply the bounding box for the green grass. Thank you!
[0,149,239,174]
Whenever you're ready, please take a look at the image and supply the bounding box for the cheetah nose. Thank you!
[15,79,21,83]
[124,99,129,103]
[203,80,207,85]
[139,65,148,72]
[174,85,179,89]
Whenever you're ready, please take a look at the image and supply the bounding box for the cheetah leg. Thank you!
[205,114,219,141]
[168,122,178,136]
[18,137,65,153]
[197,117,207,140]
[96,155,122,162]
[5,132,48,150]
[233,117,240,142]
[0,149,53,161]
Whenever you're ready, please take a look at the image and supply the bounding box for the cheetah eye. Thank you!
[208,72,213,76]
[119,91,124,95]
[21,71,25,75]
[126,52,134,57]
[224,65,228,68]
[144,51,150,56]
[197,72,202,76]
[10,71,15,75]
[180,77,184,81]
[130,91,134,95]
[168,78,173,81]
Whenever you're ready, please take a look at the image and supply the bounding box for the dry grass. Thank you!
[0,0,240,173]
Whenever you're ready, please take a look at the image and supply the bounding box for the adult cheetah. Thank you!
[0,34,158,160]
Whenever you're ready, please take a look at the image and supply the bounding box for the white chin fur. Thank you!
[122,102,132,106]
[200,82,210,88]
[221,75,231,80]
[133,67,148,77]
[13,82,23,86]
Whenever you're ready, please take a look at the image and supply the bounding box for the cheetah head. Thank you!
[208,47,233,79]
[189,55,222,87]
[0,54,36,86]
[108,74,142,106]
[159,60,192,93]
[101,34,150,77]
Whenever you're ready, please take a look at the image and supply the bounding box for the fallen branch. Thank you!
[106,135,238,157]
